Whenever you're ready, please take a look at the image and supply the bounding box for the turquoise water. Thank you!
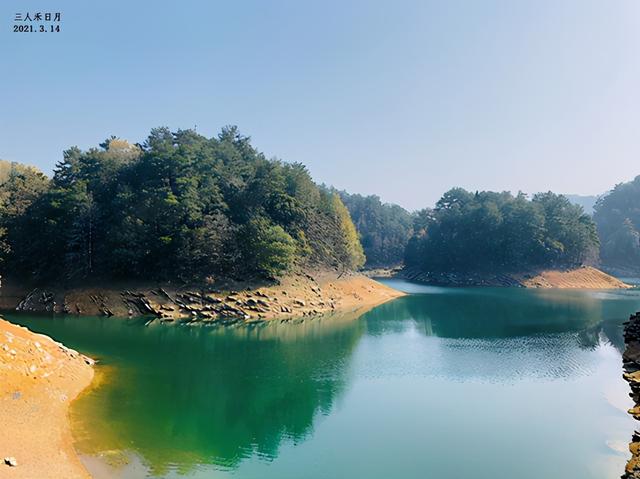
[4,280,640,479]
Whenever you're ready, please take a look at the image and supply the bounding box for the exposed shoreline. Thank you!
[383,266,630,289]
[622,312,640,478]
[0,271,404,322]
[0,319,95,478]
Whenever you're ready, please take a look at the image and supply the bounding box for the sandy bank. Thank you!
[2,272,404,322]
[0,318,94,479]
[517,266,631,289]
[400,266,629,289]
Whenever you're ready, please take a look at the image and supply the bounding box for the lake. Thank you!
[4,279,640,479]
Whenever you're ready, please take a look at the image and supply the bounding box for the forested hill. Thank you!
[404,188,600,273]
[0,128,364,283]
[594,176,640,272]
[335,190,413,268]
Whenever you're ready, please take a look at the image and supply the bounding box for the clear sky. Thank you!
[1,0,639,210]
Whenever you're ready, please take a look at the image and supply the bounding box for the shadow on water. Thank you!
[4,311,366,476]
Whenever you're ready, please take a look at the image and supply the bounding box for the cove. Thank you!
[4,280,640,479]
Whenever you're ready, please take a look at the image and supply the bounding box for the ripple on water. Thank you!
[354,329,600,383]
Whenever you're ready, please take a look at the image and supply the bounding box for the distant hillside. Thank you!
[564,194,601,215]
[335,190,413,268]
[593,176,640,273]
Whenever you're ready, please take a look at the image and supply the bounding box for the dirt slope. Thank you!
[518,266,630,289]
[0,319,94,479]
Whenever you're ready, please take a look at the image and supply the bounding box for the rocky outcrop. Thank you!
[3,272,403,322]
[622,312,640,478]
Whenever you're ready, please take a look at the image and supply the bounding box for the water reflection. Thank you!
[5,311,366,476]
[364,286,640,350]
[355,286,640,382]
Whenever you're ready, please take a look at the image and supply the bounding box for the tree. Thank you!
[330,194,365,270]
[241,218,297,278]
[0,161,49,269]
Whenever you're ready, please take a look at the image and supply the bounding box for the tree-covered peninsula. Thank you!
[0,127,365,284]
[404,188,600,274]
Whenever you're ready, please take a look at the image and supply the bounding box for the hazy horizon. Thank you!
[2,0,640,210]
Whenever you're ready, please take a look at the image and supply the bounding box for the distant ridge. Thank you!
[564,194,602,215]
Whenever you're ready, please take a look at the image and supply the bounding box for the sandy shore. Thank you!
[517,266,631,289]
[0,319,94,479]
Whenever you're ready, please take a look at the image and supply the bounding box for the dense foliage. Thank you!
[593,176,640,271]
[0,128,365,283]
[0,161,49,272]
[405,188,599,273]
[337,190,413,268]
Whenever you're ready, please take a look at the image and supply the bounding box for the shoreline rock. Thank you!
[622,312,640,478]
[1,272,404,322]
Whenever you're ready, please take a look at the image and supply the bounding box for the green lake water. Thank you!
[4,279,640,479]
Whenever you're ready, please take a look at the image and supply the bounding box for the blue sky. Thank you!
[1,0,639,210]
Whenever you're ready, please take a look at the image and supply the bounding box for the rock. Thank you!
[4,457,17,467]
[622,312,640,478]
[293,299,306,307]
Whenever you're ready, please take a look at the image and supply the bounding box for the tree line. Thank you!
[403,188,599,273]
[1,126,631,283]
[0,127,364,284]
